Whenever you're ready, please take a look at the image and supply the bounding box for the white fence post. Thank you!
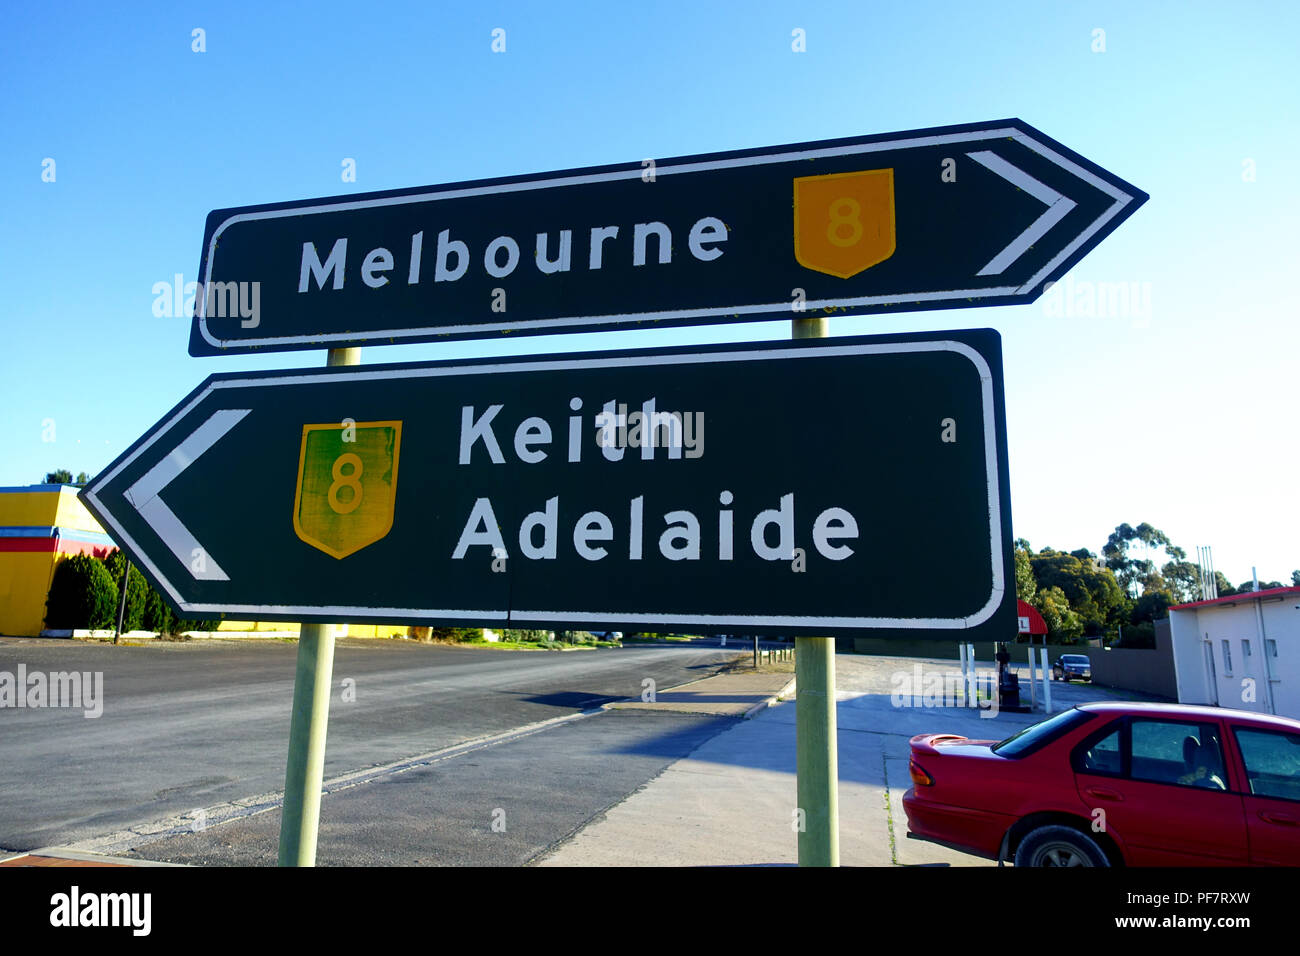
[1040,648,1052,713]
[967,644,976,706]
[958,644,968,706]
[1028,643,1038,712]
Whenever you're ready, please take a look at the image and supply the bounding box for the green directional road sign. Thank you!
[85,329,1015,639]
[189,119,1146,355]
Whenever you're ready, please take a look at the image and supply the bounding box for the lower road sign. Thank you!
[82,329,1015,639]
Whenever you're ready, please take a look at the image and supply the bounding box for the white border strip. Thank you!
[136,496,230,582]
[86,340,1007,630]
[196,126,1139,349]
[966,150,1077,276]
[124,409,249,582]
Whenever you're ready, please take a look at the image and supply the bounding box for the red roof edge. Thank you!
[1016,599,1048,634]
[1170,585,1300,612]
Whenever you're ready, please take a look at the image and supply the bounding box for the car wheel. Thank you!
[1014,826,1109,867]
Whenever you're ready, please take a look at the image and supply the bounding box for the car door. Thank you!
[1073,716,1248,865]
[1230,724,1300,865]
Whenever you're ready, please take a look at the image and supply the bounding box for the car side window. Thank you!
[1078,727,1123,775]
[1131,719,1229,791]
[1234,727,1300,802]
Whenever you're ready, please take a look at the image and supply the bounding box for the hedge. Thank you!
[44,554,119,630]
[44,550,222,634]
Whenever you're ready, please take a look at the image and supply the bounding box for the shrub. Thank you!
[502,629,552,644]
[427,627,481,643]
[96,551,221,634]
[141,588,175,633]
[45,554,119,630]
[173,613,222,633]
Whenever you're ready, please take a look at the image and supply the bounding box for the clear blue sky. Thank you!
[2,0,1296,587]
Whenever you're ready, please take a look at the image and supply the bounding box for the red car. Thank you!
[903,702,1300,866]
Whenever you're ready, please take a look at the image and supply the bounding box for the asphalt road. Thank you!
[0,636,742,853]
[128,710,734,866]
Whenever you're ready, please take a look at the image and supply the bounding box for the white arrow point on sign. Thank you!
[966,150,1077,280]
[123,408,251,582]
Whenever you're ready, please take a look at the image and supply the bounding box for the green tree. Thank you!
[1117,621,1156,649]
[1161,559,1202,604]
[1031,585,1084,643]
[44,469,73,484]
[1242,579,1284,591]
[1029,548,1126,635]
[1130,589,1173,625]
[1103,522,1193,602]
[1101,523,1139,595]
[1014,545,1036,604]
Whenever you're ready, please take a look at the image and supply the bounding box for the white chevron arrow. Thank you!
[966,149,1078,285]
[122,408,251,581]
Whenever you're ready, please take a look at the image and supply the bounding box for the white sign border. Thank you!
[196,125,1137,350]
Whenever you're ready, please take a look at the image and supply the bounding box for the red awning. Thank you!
[1017,599,1047,635]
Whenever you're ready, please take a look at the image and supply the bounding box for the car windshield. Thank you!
[1062,655,1089,663]
[992,708,1094,757]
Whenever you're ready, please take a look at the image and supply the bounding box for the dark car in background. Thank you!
[1052,654,1091,682]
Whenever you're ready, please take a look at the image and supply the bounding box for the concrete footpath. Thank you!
[537,654,1139,867]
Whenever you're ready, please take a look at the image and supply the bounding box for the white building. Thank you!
[1169,586,1300,719]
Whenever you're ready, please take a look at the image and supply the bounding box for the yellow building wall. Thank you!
[212,621,415,639]
[1,486,424,639]
[0,489,59,527]
[0,486,116,637]
[0,552,62,637]
[52,491,107,534]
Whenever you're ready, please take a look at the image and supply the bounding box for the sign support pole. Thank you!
[792,315,839,867]
[277,346,358,867]
[113,558,130,645]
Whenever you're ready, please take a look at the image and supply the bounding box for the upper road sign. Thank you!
[189,120,1146,355]
[88,328,1015,640]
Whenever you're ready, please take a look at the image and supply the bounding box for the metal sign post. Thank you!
[277,346,356,867]
[792,314,839,867]
[112,558,130,645]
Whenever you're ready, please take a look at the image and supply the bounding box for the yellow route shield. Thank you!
[793,168,896,279]
[293,421,402,559]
